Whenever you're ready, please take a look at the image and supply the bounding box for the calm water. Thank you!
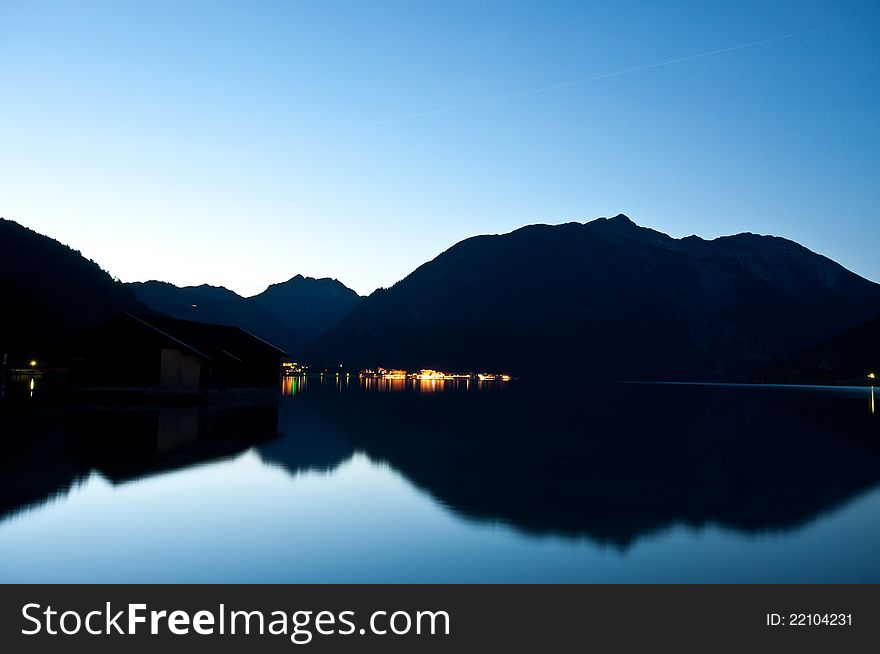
[1,377,879,582]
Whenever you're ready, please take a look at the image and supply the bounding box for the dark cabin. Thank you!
[70,312,287,398]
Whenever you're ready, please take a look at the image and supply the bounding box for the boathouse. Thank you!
[70,312,287,397]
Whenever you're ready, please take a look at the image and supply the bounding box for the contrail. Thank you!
[373,14,880,126]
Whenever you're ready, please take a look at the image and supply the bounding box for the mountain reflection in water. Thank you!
[278,380,880,545]
[1,380,878,578]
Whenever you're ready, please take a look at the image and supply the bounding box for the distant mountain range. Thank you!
[127,276,361,355]
[251,275,363,342]
[0,217,361,363]
[4,214,880,381]
[308,214,880,381]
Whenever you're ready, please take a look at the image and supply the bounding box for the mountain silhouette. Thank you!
[0,218,145,364]
[127,280,306,355]
[308,215,880,381]
[765,312,880,383]
[250,275,361,344]
[128,276,361,356]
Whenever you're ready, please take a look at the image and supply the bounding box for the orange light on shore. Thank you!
[362,368,512,382]
[477,373,511,381]
[415,369,457,380]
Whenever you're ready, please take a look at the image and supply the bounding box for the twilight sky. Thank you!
[1,0,878,296]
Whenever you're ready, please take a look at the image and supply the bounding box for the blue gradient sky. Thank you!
[1,0,878,296]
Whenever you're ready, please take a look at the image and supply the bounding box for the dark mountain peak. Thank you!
[712,232,829,265]
[126,279,307,354]
[246,275,362,346]
[310,215,880,380]
[131,279,174,288]
[587,213,636,229]
[581,214,678,249]
[1,218,103,275]
[188,283,241,300]
[260,274,356,296]
[128,273,362,355]
[712,229,813,249]
[131,280,240,301]
[717,230,781,243]
[498,214,643,244]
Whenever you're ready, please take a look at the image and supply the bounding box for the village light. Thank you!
[869,372,877,380]
[29,360,37,367]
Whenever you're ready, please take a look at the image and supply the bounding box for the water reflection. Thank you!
[299,381,880,546]
[351,376,507,393]
[0,401,278,521]
[1,382,878,553]
[281,375,307,397]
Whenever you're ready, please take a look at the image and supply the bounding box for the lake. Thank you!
[1,377,878,582]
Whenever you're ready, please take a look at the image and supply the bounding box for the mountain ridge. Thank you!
[308,214,880,380]
[5,214,880,380]
[127,274,362,356]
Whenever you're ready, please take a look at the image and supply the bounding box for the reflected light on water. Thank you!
[872,386,876,416]
[287,375,508,394]
[415,378,443,394]
[281,376,307,397]
[360,377,408,393]
[361,377,500,393]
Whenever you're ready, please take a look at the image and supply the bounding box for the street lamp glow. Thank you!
[29,360,37,367]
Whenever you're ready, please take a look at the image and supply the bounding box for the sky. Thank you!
[1,0,878,296]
